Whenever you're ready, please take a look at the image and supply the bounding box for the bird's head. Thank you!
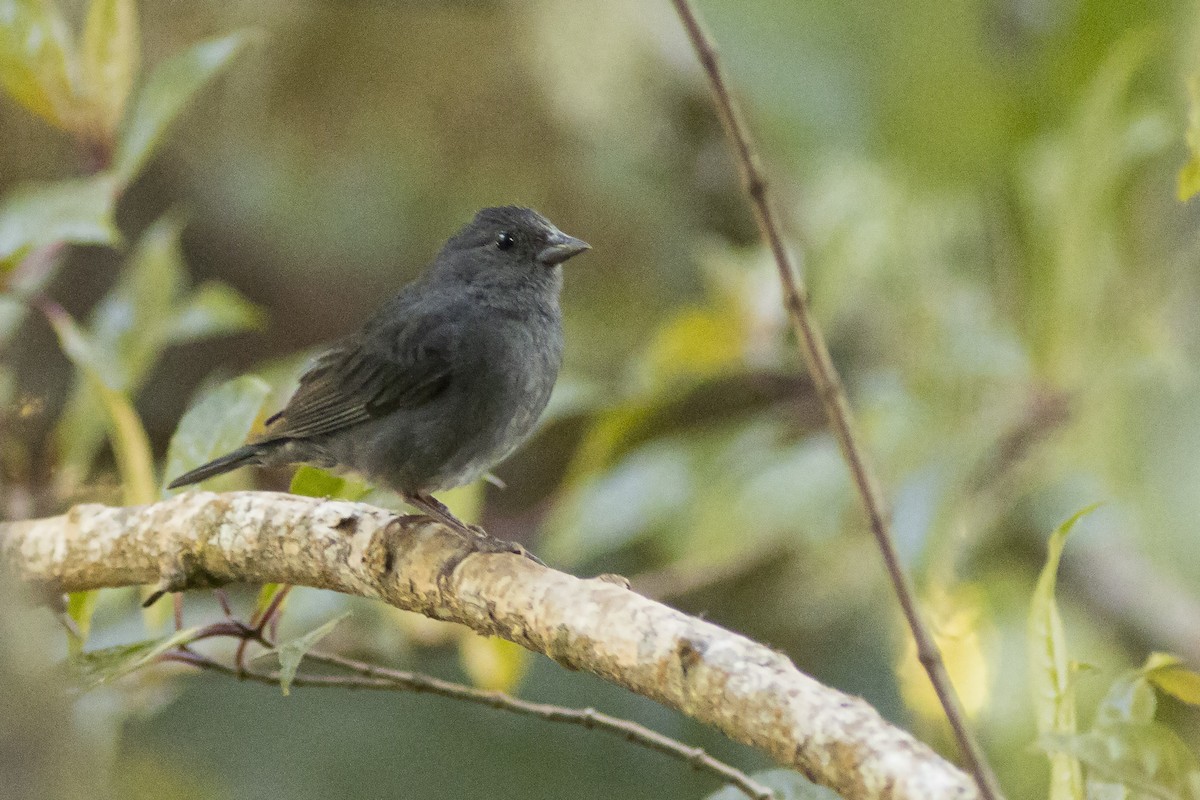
[432,206,590,293]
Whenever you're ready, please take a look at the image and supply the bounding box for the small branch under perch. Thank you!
[164,644,775,800]
[2,491,978,800]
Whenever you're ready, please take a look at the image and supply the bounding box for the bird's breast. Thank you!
[417,306,561,490]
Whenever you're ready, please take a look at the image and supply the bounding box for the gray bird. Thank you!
[167,206,589,552]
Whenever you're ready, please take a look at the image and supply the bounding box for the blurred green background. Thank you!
[3,0,1200,798]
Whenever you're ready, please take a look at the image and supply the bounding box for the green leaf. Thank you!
[80,0,139,135]
[1143,653,1200,707]
[0,0,79,128]
[164,281,264,344]
[704,769,836,800]
[0,174,120,261]
[162,374,270,495]
[44,302,156,505]
[288,465,371,501]
[65,589,99,653]
[1029,505,1099,800]
[114,31,251,184]
[269,612,349,696]
[70,626,201,690]
[1179,77,1200,202]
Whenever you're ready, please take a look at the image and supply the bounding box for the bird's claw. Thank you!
[467,532,545,567]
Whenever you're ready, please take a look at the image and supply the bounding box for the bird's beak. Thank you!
[537,232,590,266]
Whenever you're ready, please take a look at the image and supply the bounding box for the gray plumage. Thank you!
[168,207,588,527]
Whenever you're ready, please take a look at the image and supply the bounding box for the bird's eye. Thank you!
[495,231,515,251]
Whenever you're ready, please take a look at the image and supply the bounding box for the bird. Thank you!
[167,206,589,556]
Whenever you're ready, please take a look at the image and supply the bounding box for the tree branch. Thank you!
[665,3,1004,799]
[1,490,978,800]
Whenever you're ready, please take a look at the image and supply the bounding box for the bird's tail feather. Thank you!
[167,445,262,490]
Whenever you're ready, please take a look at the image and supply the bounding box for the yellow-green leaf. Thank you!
[80,0,139,135]
[114,31,251,184]
[459,634,531,693]
[1178,77,1200,202]
[1029,505,1099,800]
[1177,161,1200,204]
[288,465,371,501]
[43,302,155,505]
[65,589,99,653]
[1143,652,1200,707]
[0,0,78,128]
[252,582,288,623]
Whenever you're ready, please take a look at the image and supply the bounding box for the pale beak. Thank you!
[537,231,590,266]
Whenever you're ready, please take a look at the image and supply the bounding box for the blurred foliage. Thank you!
[704,769,840,800]
[1179,77,1200,200]
[43,298,155,504]
[459,635,532,694]
[0,568,99,800]
[3,0,1200,798]
[56,215,262,490]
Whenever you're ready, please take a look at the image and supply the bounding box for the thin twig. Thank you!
[258,585,292,635]
[164,646,776,800]
[666,3,1004,799]
[236,584,292,672]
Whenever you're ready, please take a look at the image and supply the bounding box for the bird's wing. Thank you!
[259,317,454,441]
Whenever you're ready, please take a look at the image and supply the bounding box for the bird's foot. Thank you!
[405,492,544,567]
[461,530,545,567]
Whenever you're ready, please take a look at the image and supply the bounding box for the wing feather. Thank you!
[258,320,453,441]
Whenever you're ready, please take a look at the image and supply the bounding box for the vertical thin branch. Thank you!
[666,3,1005,799]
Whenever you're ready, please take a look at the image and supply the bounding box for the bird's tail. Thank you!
[166,445,263,490]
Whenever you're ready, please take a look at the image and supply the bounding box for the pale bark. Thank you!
[0,491,978,800]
